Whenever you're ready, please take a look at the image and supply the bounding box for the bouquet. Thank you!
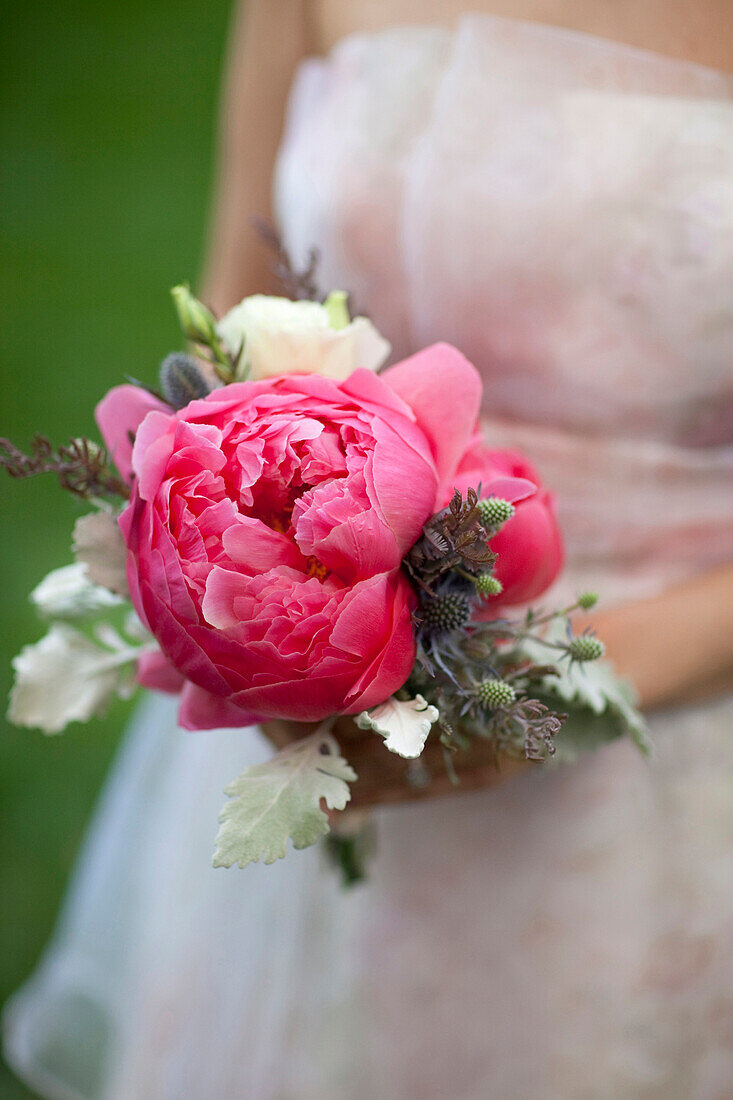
[2,276,648,876]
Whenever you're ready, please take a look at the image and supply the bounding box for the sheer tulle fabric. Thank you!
[6,16,733,1099]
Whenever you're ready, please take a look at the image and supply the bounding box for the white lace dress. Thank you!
[6,16,733,1100]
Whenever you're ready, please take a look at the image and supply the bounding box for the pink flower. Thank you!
[97,344,564,726]
[96,384,168,483]
[98,345,484,727]
[452,443,564,607]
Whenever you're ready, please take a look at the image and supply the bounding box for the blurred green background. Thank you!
[1,1,232,1094]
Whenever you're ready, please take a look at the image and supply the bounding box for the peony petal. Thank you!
[452,440,564,608]
[201,566,253,631]
[222,518,306,575]
[381,344,482,499]
[475,476,537,505]
[488,492,564,606]
[131,412,177,500]
[369,417,439,555]
[178,682,260,730]
[341,574,417,712]
[95,384,169,483]
[137,649,186,694]
[340,366,417,422]
[448,470,537,509]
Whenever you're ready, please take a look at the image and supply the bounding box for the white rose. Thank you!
[217,294,390,382]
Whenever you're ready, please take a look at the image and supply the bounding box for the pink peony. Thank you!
[98,345,488,727]
[453,443,564,607]
[97,344,563,728]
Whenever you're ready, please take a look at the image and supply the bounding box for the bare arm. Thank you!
[201,0,309,314]
[583,562,733,710]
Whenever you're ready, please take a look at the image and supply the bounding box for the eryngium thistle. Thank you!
[567,634,605,662]
[160,353,212,408]
[577,591,599,610]
[477,497,515,530]
[475,573,503,597]
[420,592,471,634]
[476,679,517,708]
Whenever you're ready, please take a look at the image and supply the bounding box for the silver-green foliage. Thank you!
[213,731,357,869]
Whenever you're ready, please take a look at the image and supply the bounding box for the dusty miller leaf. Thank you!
[8,622,142,734]
[73,511,129,596]
[213,731,357,869]
[356,694,439,758]
[30,562,123,619]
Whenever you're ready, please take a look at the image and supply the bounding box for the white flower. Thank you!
[217,294,390,382]
[356,694,439,759]
[30,563,123,619]
[73,511,129,597]
[8,623,147,734]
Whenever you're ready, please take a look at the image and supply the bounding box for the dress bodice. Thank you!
[275,15,733,603]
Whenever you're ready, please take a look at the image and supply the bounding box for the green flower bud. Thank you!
[171,284,218,346]
[476,678,517,709]
[420,592,471,634]
[475,573,503,597]
[567,635,605,662]
[577,591,599,610]
[323,290,350,330]
[477,497,515,531]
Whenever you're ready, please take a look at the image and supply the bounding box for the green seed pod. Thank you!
[568,635,605,662]
[477,497,515,531]
[577,591,599,610]
[475,573,503,597]
[476,678,517,708]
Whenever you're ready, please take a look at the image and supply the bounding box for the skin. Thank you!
[202,0,733,732]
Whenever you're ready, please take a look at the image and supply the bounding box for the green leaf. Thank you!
[213,731,357,869]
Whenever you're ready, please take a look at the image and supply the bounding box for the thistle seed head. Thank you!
[160,353,212,408]
[475,573,503,597]
[567,635,605,662]
[477,497,515,531]
[476,679,517,708]
[420,592,471,634]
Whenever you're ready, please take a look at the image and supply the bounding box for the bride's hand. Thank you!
[263,561,733,808]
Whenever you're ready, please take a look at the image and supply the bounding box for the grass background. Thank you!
[1,1,232,1093]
